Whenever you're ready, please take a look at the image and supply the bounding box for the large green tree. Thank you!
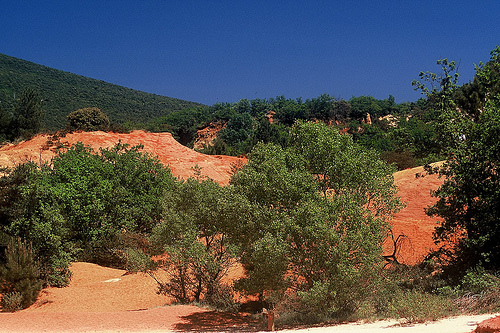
[231,121,402,317]
[418,47,500,274]
[428,104,500,272]
[150,176,251,305]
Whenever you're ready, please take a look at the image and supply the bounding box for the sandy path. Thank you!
[279,313,499,333]
[2,309,497,332]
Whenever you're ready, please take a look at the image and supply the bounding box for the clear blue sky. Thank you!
[1,1,499,105]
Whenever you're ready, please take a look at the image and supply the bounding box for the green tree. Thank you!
[231,121,402,318]
[151,177,249,304]
[0,105,13,142]
[349,95,384,119]
[273,96,307,126]
[428,103,500,273]
[290,121,401,218]
[305,94,335,120]
[0,142,175,284]
[219,112,255,154]
[422,47,500,275]
[0,237,43,310]
[147,106,211,146]
[425,50,500,268]
[12,88,44,139]
[66,107,110,132]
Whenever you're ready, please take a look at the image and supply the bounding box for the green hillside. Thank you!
[0,53,204,130]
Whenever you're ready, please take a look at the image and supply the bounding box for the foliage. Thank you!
[455,47,500,121]
[202,283,240,313]
[0,237,43,310]
[12,88,45,139]
[0,87,45,141]
[0,53,203,130]
[454,267,500,313]
[412,58,460,115]
[146,106,211,146]
[66,107,110,132]
[150,177,249,304]
[0,142,175,285]
[425,48,500,274]
[219,112,255,154]
[144,93,434,164]
[230,121,402,319]
[1,291,23,312]
[290,121,401,215]
[382,289,456,324]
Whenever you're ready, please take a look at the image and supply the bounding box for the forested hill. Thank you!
[0,53,204,130]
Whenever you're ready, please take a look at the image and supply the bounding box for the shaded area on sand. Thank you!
[173,310,262,332]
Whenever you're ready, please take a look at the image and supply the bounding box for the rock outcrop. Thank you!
[192,122,225,151]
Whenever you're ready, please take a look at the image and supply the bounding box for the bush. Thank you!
[454,267,500,313]
[203,283,240,313]
[1,291,23,312]
[461,266,499,294]
[384,289,456,324]
[0,238,43,310]
[66,107,110,132]
[381,149,416,170]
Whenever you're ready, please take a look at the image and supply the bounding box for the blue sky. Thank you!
[1,1,499,105]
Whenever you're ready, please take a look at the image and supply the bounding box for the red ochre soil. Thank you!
[0,131,495,332]
[0,130,245,185]
[387,163,444,265]
[475,315,500,333]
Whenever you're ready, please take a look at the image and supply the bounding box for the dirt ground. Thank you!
[1,261,497,332]
[0,132,497,332]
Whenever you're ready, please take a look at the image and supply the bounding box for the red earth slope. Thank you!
[0,130,245,185]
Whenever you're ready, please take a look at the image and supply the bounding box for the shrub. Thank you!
[66,107,110,132]
[1,291,23,312]
[203,283,240,313]
[384,289,456,324]
[461,266,499,294]
[0,238,43,310]
[454,267,500,313]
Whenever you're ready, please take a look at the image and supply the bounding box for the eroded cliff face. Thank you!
[192,121,226,151]
[0,130,245,185]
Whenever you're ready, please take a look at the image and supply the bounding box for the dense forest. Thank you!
[0,53,203,130]
[1,48,500,326]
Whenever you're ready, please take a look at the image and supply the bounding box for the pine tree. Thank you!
[0,237,42,311]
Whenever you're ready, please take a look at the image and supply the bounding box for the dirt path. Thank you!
[1,308,497,332]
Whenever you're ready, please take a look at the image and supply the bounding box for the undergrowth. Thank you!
[272,264,500,327]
